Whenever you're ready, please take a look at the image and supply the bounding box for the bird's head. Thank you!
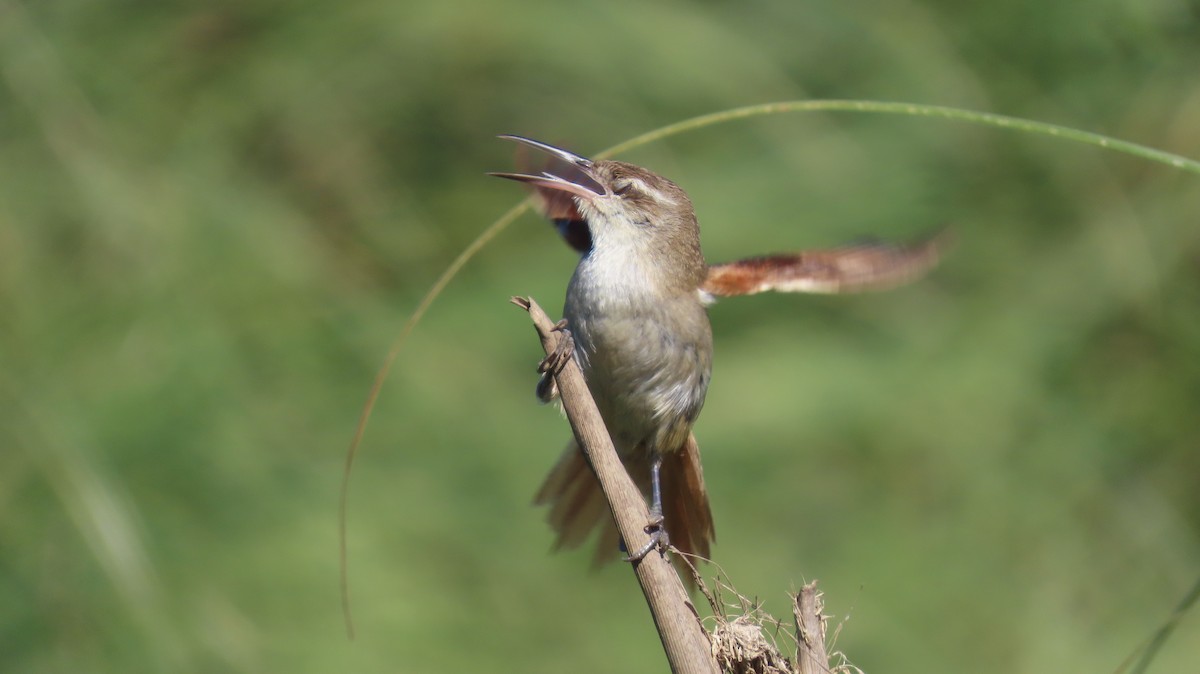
[490,135,701,259]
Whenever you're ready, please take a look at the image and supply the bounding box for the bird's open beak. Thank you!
[489,135,608,199]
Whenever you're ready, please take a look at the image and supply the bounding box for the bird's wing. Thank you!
[509,140,948,284]
[701,229,950,298]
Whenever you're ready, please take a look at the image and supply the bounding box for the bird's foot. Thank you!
[535,319,573,403]
[537,318,573,374]
[624,514,670,562]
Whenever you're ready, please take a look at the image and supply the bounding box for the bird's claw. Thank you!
[535,319,573,403]
[537,319,573,373]
[624,514,670,562]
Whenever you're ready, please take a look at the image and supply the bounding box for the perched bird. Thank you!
[492,136,946,570]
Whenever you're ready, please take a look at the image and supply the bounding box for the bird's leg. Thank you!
[625,452,669,561]
[535,318,573,403]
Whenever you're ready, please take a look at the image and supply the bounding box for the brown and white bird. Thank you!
[491,135,946,570]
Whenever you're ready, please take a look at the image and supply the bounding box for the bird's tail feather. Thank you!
[534,435,715,576]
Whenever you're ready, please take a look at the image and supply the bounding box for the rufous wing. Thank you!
[701,229,950,298]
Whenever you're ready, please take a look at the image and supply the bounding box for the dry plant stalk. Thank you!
[515,296,720,674]
[517,296,855,674]
[692,566,858,674]
[794,583,829,674]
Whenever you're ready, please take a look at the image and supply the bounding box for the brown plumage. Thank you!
[493,136,946,579]
[535,434,714,575]
[702,231,950,297]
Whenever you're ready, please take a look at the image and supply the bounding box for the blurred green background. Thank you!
[2,0,1199,672]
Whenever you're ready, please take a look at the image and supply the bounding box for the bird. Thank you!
[491,135,947,572]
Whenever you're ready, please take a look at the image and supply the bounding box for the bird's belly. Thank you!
[565,301,713,456]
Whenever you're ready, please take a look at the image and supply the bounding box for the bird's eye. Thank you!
[612,180,634,196]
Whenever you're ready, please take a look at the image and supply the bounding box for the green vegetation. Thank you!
[2,1,1198,672]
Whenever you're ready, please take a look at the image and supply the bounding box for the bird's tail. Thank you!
[534,434,715,576]
[660,434,716,564]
